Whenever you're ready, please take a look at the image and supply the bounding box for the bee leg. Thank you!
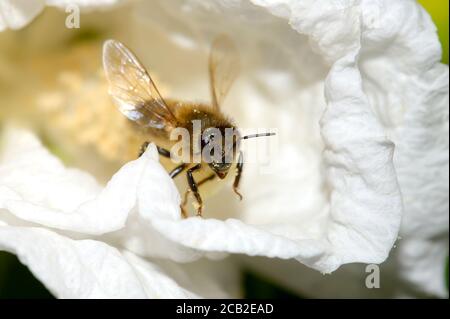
[186,164,203,216]
[180,204,188,219]
[233,151,244,201]
[181,174,215,218]
[138,142,150,157]
[139,142,172,158]
[170,163,187,178]
[180,189,191,218]
[183,174,215,205]
[156,146,171,158]
[182,190,192,207]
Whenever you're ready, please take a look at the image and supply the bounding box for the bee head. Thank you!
[201,127,240,179]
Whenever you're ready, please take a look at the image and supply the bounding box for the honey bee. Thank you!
[103,36,274,217]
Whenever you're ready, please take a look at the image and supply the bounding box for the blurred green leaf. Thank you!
[243,270,301,299]
[419,0,449,64]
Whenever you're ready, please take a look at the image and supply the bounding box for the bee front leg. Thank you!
[139,142,172,158]
[233,151,244,201]
[186,164,203,216]
[138,142,150,157]
[170,163,187,178]
[156,146,171,158]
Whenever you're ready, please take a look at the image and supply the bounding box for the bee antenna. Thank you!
[240,132,276,140]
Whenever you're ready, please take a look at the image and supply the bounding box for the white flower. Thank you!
[0,0,448,298]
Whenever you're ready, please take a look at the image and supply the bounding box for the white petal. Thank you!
[0,127,161,235]
[0,0,44,31]
[229,0,448,297]
[0,127,220,262]
[359,0,449,297]
[124,254,241,298]
[0,225,198,298]
[102,210,204,263]
[398,238,448,297]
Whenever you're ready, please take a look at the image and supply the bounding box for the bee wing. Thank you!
[103,40,177,130]
[209,35,240,110]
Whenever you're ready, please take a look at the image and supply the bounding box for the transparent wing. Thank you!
[209,35,240,110]
[102,39,177,129]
